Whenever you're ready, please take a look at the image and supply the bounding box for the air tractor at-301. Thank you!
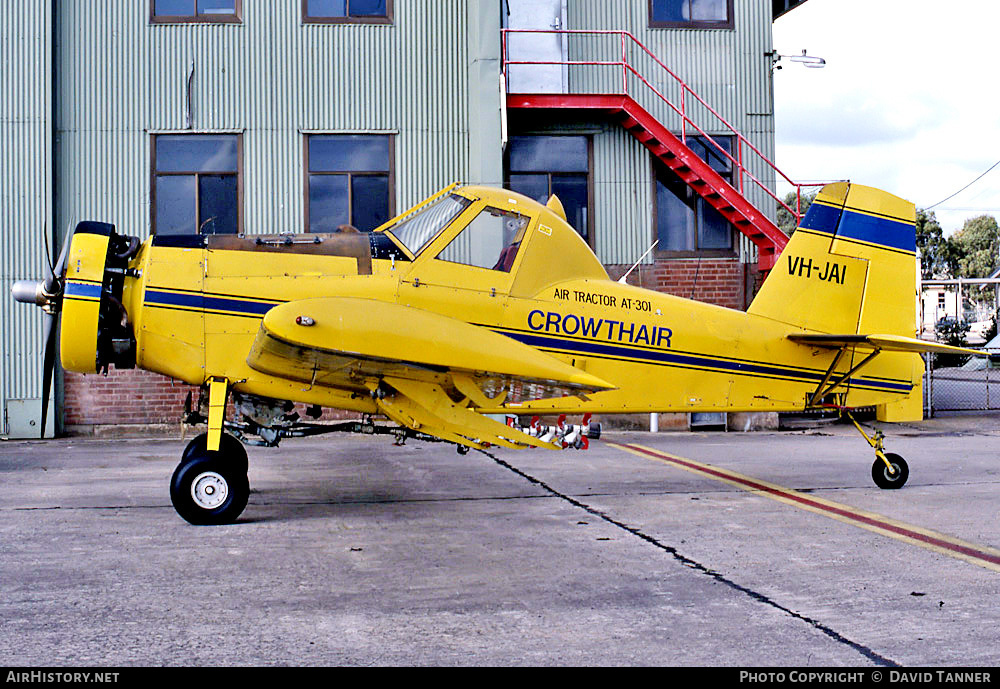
[12,182,981,524]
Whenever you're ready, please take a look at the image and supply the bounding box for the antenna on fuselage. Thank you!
[617,240,658,285]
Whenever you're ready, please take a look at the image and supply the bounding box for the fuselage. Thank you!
[118,189,918,417]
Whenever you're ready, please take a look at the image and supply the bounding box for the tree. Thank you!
[776,190,816,236]
[915,209,959,279]
[951,214,1000,277]
[950,214,1000,306]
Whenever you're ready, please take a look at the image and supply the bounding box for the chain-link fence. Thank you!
[921,277,1000,415]
[925,351,1000,414]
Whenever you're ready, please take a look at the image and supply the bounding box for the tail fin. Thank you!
[748,182,918,338]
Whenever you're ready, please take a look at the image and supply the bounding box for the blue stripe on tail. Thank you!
[798,200,915,254]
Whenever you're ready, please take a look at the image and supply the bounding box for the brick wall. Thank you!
[63,369,197,428]
[62,256,754,431]
[606,256,752,311]
[63,368,358,433]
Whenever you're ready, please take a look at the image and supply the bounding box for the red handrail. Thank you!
[501,28,812,224]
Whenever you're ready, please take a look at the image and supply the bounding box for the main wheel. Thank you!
[871,453,909,489]
[182,432,248,471]
[170,451,250,525]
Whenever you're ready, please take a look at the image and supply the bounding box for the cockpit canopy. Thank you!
[380,185,608,297]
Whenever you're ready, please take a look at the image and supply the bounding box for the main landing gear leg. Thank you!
[170,377,251,525]
[844,410,909,489]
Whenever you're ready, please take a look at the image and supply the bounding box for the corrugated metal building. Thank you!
[1,0,807,435]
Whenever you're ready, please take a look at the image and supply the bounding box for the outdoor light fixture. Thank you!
[768,49,826,71]
[788,49,825,68]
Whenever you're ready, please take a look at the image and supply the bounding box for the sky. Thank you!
[772,0,1000,234]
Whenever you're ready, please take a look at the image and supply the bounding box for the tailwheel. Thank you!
[871,453,909,490]
[843,410,910,490]
[170,432,250,525]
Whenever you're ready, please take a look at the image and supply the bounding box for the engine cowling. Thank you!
[61,222,138,373]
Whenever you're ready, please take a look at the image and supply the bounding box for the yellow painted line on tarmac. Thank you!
[609,441,1000,574]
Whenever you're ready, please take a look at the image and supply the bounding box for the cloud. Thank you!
[776,96,923,148]
[772,0,1000,233]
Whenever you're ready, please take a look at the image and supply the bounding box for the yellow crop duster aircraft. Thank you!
[13,182,980,524]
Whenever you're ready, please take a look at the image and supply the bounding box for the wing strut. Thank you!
[806,346,881,408]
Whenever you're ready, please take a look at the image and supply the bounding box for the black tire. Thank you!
[182,432,248,472]
[872,453,909,490]
[170,453,250,525]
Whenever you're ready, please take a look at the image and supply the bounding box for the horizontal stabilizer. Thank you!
[788,333,986,357]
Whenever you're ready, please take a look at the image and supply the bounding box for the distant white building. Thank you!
[920,281,995,344]
[921,287,961,332]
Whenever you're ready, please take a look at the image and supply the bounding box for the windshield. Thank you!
[385,194,472,257]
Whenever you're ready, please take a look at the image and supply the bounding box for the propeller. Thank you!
[12,222,140,439]
[11,225,73,438]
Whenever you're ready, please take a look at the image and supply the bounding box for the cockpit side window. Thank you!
[385,194,472,257]
[435,206,529,273]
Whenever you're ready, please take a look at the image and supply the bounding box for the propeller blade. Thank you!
[54,225,73,276]
[40,312,59,439]
[45,225,73,294]
[43,222,56,279]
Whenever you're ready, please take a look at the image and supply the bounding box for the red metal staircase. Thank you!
[502,30,810,273]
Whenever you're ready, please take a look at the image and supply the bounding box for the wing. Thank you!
[246,297,615,449]
[787,333,985,357]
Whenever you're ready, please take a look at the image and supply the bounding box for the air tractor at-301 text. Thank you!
[12,182,981,524]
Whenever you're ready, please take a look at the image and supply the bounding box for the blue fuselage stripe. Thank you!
[141,289,911,394]
[144,289,279,316]
[497,329,911,394]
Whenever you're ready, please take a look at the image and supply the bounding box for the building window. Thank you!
[648,0,733,29]
[306,134,394,232]
[505,135,592,245]
[654,135,734,253]
[303,0,393,23]
[152,134,241,235]
[151,0,242,23]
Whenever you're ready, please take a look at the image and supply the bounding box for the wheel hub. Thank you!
[191,471,229,509]
[882,463,901,481]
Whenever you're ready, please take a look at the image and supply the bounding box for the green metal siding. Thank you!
[53,0,483,240]
[1,0,53,434]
